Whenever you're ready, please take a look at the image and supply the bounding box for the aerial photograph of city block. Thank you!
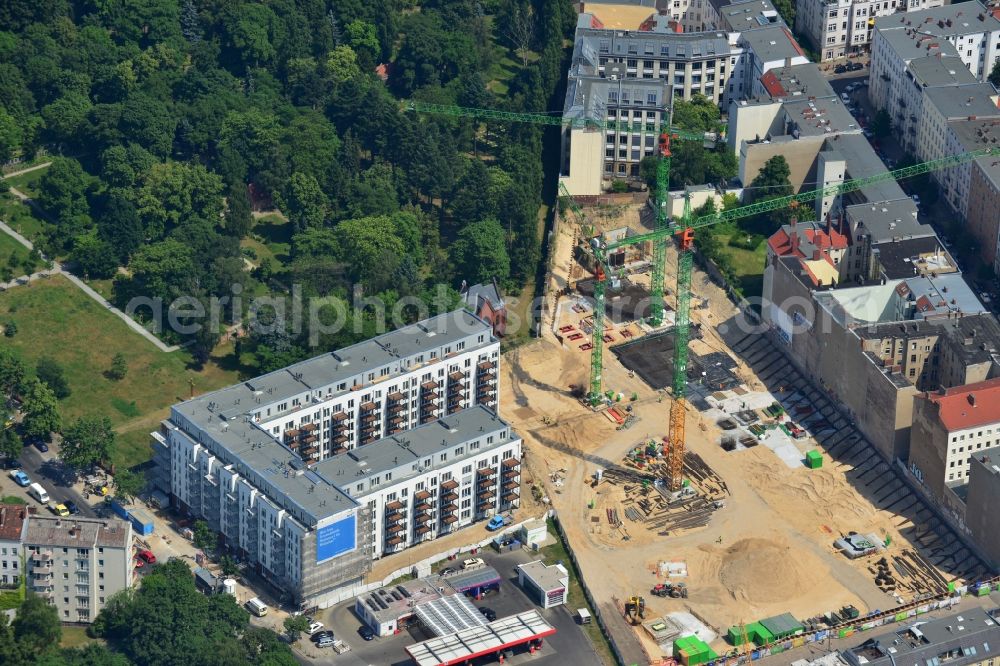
[1,0,1000,664]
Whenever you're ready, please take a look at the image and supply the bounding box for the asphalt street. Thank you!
[12,443,98,518]
[295,546,604,666]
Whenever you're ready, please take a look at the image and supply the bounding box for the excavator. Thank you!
[624,595,646,625]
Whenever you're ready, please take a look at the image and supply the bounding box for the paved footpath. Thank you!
[1,169,181,353]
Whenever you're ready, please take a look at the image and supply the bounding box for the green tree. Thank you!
[325,45,361,85]
[219,555,239,577]
[283,615,310,642]
[671,94,723,133]
[13,593,61,658]
[278,172,328,232]
[872,109,892,139]
[135,161,224,239]
[124,239,196,303]
[0,348,26,397]
[0,428,22,462]
[71,233,119,279]
[223,182,252,238]
[98,192,144,263]
[35,643,132,666]
[60,416,115,471]
[108,353,128,381]
[112,468,145,504]
[35,356,70,400]
[334,215,407,288]
[0,108,23,162]
[346,20,380,66]
[40,93,92,149]
[192,520,215,551]
[746,155,794,232]
[36,157,92,224]
[989,58,1000,88]
[452,219,510,284]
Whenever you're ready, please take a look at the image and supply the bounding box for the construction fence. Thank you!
[550,511,648,666]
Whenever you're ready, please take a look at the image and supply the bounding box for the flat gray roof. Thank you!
[924,83,1000,121]
[907,55,978,87]
[948,118,1000,189]
[313,406,515,496]
[875,23,960,62]
[760,63,835,99]
[875,2,1000,38]
[518,560,569,591]
[719,0,783,31]
[740,25,806,64]
[846,198,927,242]
[574,26,733,62]
[414,595,489,637]
[563,76,671,124]
[782,97,860,137]
[825,135,907,203]
[25,515,131,549]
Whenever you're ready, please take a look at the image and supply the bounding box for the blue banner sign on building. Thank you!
[316,514,357,563]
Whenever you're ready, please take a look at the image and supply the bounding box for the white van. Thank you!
[461,557,486,571]
[28,483,49,504]
[245,597,268,617]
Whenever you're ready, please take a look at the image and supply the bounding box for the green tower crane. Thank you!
[408,100,998,489]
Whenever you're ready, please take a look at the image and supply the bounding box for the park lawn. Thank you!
[0,232,42,279]
[0,194,50,244]
[713,230,768,299]
[252,214,292,264]
[0,276,241,469]
[86,277,115,301]
[4,168,46,198]
[60,625,104,649]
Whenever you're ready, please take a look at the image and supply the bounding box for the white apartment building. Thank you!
[909,378,1000,506]
[734,26,811,102]
[914,84,1000,214]
[152,309,513,609]
[870,2,1000,90]
[798,0,945,62]
[317,406,521,558]
[23,515,134,623]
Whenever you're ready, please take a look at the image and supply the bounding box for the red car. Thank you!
[137,549,156,564]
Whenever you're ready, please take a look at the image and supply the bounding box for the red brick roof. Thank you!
[760,71,786,98]
[926,378,1000,431]
[0,503,26,541]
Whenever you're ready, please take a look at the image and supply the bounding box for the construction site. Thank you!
[499,193,991,664]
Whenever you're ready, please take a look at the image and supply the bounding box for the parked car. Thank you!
[834,64,848,74]
[316,636,337,649]
[849,61,864,71]
[358,626,375,641]
[438,566,455,576]
[307,621,324,635]
[8,470,30,487]
[462,557,486,571]
[479,607,497,622]
[137,549,156,564]
[49,503,69,517]
[63,500,79,515]
[311,630,334,643]
[33,440,48,453]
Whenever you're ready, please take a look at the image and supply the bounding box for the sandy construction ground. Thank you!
[503,208,961,659]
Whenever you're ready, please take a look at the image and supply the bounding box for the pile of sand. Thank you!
[719,538,824,604]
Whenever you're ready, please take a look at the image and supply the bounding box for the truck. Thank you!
[486,514,513,531]
[28,483,49,504]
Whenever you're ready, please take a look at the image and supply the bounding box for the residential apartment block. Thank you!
[797,0,945,63]
[0,504,26,589]
[965,449,1000,566]
[870,2,1000,93]
[909,378,1000,509]
[151,309,519,609]
[23,514,134,623]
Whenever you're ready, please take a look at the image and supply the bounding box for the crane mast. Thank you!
[408,101,999,493]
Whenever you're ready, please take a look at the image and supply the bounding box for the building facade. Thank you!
[152,309,519,609]
[23,514,134,623]
[798,0,945,63]
[908,378,1000,505]
[0,504,26,590]
[965,450,1000,567]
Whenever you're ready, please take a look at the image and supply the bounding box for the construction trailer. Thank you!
[674,634,718,666]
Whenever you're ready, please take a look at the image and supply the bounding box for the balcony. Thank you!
[477,467,496,478]
[360,401,378,412]
[332,411,348,422]
[441,503,458,514]
[503,480,519,491]
[440,479,459,491]
[415,525,432,536]
[478,360,496,371]
[442,514,459,525]
[502,491,519,503]
[414,513,432,524]
[414,489,432,502]
[477,489,496,501]
[386,523,405,534]
[386,536,404,547]
[477,476,495,489]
